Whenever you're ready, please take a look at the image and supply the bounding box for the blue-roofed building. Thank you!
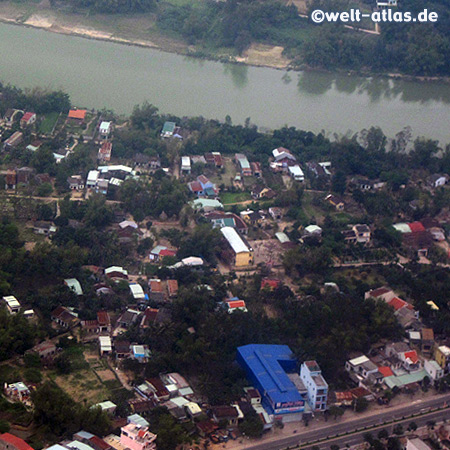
[237,344,306,420]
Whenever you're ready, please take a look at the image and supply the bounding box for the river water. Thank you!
[0,22,449,144]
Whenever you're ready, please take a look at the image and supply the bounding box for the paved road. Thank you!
[244,394,450,450]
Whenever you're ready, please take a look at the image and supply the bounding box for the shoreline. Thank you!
[0,12,449,82]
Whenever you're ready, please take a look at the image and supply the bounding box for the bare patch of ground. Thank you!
[236,44,290,69]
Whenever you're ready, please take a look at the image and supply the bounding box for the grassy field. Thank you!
[220,191,252,205]
[39,112,60,135]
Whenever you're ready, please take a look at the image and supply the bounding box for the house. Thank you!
[427,174,449,188]
[51,306,79,328]
[5,382,31,403]
[251,162,262,177]
[134,153,160,170]
[325,194,344,211]
[210,406,240,428]
[129,283,146,301]
[204,211,248,234]
[3,132,23,150]
[127,413,149,428]
[424,360,444,381]
[99,121,112,138]
[86,170,100,188]
[3,109,21,128]
[149,279,165,302]
[145,378,170,402]
[181,156,191,174]
[118,309,141,329]
[268,207,283,220]
[161,121,176,138]
[128,398,157,415]
[271,148,297,172]
[303,225,322,238]
[235,154,252,176]
[288,165,305,182]
[251,185,275,200]
[261,278,281,291]
[120,423,156,450]
[212,152,223,168]
[98,142,112,162]
[0,433,34,450]
[342,229,357,244]
[114,340,131,359]
[97,311,111,333]
[224,298,248,314]
[237,344,306,421]
[353,224,371,244]
[68,109,87,124]
[300,361,328,411]
[364,286,396,302]
[105,266,128,280]
[81,320,100,334]
[67,175,85,190]
[140,308,159,329]
[20,112,36,128]
[3,296,20,314]
[149,245,176,262]
[167,279,178,298]
[345,355,379,380]
[31,341,57,359]
[65,278,83,296]
[33,221,56,236]
[421,328,434,356]
[435,345,450,371]
[5,170,16,190]
[131,345,150,363]
[240,210,262,226]
[306,162,331,179]
[220,227,254,267]
[99,336,112,356]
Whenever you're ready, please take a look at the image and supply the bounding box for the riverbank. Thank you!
[1,2,449,82]
[0,2,291,71]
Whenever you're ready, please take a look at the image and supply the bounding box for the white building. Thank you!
[288,165,305,182]
[181,156,191,174]
[424,359,444,381]
[86,170,99,188]
[99,121,112,137]
[300,361,328,411]
[3,295,20,314]
[406,439,432,450]
[129,283,146,301]
[99,336,112,356]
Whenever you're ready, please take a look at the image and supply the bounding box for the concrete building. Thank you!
[435,345,450,371]
[406,438,432,450]
[181,156,191,174]
[220,226,254,267]
[300,361,328,411]
[424,360,444,381]
[237,344,306,422]
[120,423,157,450]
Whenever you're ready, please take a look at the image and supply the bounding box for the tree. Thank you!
[24,367,43,384]
[378,429,389,440]
[0,420,10,433]
[332,171,347,195]
[37,182,53,197]
[408,422,417,432]
[393,424,404,435]
[239,411,264,438]
[329,405,344,420]
[353,397,368,412]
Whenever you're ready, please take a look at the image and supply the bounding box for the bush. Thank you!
[24,367,43,384]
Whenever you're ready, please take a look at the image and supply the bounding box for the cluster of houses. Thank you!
[332,285,450,403]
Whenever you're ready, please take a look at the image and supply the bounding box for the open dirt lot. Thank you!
[249,239,285,266]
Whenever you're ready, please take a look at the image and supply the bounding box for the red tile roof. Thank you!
[388,297,409,311]
[404,350,419,364]
[0,433,34,450]
[226,300,246,309]
[368,287,391,298]
[97,311,110,326]
[21,112,35,122]
[261,278,281,290]
[89,436,111,450]
[160,249,176,258]
[189,181,203,193]
[408,221,426,233]
[68,109,87,120]
[378,366,394,377]
[167,279,178,295]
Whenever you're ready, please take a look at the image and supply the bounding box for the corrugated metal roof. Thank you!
[221,227,250,254]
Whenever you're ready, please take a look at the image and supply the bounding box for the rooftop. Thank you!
[221,227,251,254]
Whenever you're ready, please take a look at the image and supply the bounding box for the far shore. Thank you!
[0,8,449,83]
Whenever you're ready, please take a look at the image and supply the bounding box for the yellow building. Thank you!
[221,226,254,267]
[435,345,450,369]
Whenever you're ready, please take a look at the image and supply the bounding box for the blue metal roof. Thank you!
[237,344,303,406]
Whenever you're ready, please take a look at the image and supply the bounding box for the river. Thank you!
[1,22,449,144]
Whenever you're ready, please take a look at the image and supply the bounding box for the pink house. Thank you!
[120,424,157,450]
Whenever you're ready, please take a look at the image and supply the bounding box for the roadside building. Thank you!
[300,361,328,411]
[424,360,444,381]
[120,423,157,450]
[237,344,306,422]
[435,345,450,371]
